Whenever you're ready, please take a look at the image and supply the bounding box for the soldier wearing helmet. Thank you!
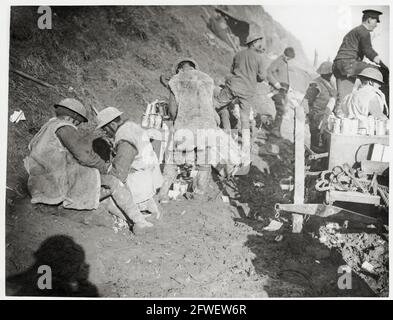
[96,107,163,220]
[303,61,337,151]
[341,67,388,125]
[24,98,152,233]
[215,33,267,133]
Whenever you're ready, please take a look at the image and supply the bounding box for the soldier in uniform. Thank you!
[303,61,337,152]
[332,9,385,117]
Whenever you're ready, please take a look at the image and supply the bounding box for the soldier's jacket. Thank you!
[333,24,378,78]
[168,68,217,133]
[305,76,337,129]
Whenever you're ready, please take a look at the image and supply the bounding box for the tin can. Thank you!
[351,119,359,135]
[375,119,386,136]
[141,114,149,128]
[333,118,341,134]
[341,118,351,135]
[154,114,162,129]
[148,114,155,128]
[358,128,367,135]
[367,116,375,135]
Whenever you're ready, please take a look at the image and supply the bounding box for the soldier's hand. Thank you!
[259,159,270,174]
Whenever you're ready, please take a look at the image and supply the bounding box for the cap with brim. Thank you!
[96,107,123,129]
[363,9,383,22]
[246,34,264,45]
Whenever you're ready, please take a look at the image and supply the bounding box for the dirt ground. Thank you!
[6,6,388,298]
[6,134,385,298]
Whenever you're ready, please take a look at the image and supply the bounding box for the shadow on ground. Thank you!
[6,235,99,297]
[213,135,378,297]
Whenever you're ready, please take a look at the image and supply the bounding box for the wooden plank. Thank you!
[275,203,378,224]
[292,102,305,233]
[327,190,380,206]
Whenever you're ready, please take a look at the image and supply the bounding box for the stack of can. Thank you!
[367,117,388,136]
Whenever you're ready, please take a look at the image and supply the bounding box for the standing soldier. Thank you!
[332,9,385,117]
[215,33,267,147]
[266,47,295,91]
[266,47,295,138]
[158,58,219,201]
[303,61,337,152]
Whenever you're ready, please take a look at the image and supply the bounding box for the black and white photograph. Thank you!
[1,1,390,301]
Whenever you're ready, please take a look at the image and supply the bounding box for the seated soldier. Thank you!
[342,67,388,128]
[24,98,152,232]
[96,107,163,219]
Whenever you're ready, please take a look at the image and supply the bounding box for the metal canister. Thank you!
[333,118,341,134]
[351,119,359,135]
[341,118,351,135]
[154,114,162,129]
[148,114,155,128]
[375,119,386,136]
[141,114,149,128]
[367,116,375,135]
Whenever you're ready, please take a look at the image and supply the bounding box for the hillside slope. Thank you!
[6,6,386,298]
[7,5,313,193]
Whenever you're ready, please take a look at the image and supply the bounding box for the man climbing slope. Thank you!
[215,33,267,141]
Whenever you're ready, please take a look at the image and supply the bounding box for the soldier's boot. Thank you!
[111,181,153,230]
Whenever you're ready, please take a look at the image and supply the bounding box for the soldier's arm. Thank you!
[302,84,320,115]
[256,55,266,82]
[109,140,138,184]
[266,58,280,88]
[56,126,110,174]
[359,29,379,63]
[168,91,178,120]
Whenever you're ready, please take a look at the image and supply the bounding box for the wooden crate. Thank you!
[325,130,389,170]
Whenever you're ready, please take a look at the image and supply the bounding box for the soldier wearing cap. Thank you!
[266,47,295,91]
[342,67,388,126]
[333,9,385,117]
[270,82,289,138]
[24,98,152,232]
[215,33,267,136]
[303,61,337,151]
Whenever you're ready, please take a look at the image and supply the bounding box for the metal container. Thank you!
[333,118,341,134]
[367,116,375,135]
[141,114,149,128]
[375,119,386,136]
[350,119,359,135]
[341,118,351,135]
[154,114,162,129]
